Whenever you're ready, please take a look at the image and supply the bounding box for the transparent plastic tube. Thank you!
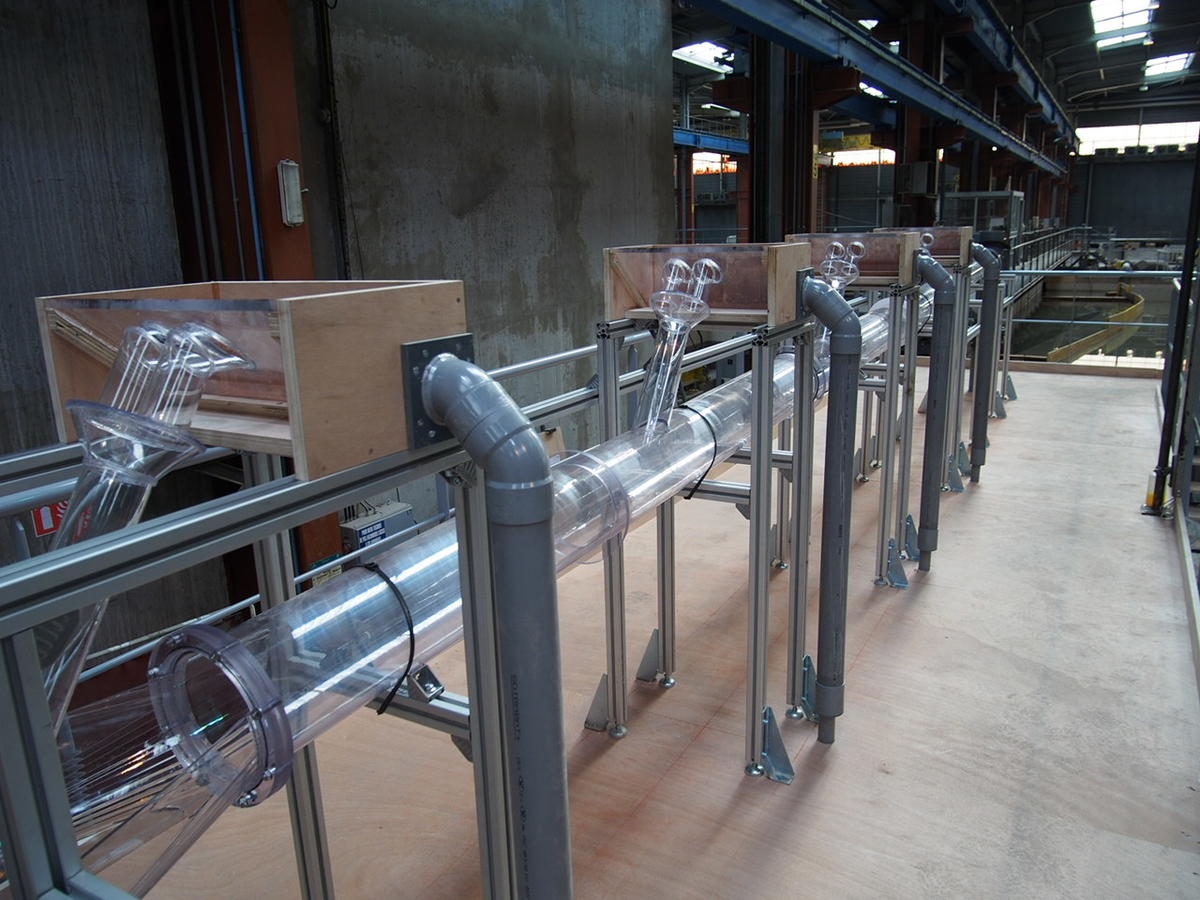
[78,288,931,889]
[37,323,254,733]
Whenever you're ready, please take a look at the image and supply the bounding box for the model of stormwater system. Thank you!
[0,232,1009,898]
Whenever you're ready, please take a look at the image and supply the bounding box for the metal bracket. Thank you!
[903,514,919,559]
[885,539,909,589]
[994,391,1008,419]
[406,664,445,702]
[956,441,971,478]
[451,734,473,763]
[786,655,819,722]
[401,333,476,448]
[757,707,795,785]
[854,447,868,483]
[946,455,965,493]
[1005,374,1018,400]
[734,501,751,520]
[794,268,815,318]
[584,674,625,737]
[635,628,660,683]
[441,461,477,488]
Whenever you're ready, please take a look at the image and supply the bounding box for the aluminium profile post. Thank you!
[594,321,630,737]
[894,285,920,553]
[785,281,817,721]
[873,285,904,586]
[245,454,336,900]
[453,473,516,899]
[744,327,777,775]
[653,498,677,688]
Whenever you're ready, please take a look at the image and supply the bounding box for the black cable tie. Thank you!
[345,561,416,715]
[678,403,719,500]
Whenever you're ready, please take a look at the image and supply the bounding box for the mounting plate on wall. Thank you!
[401,332,475,448]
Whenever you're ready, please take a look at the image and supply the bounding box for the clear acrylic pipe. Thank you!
[61,284,928,889]
[36,323,254,733]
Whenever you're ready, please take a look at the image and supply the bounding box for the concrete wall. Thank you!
[1068,154,1195,239]
[0,1,230,655]
[0,0,183,457]
[297,0,675,453]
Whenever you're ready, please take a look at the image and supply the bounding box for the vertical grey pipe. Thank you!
[916,255,959,572]
[802,279,862,745]
[969,243,1001,483]
[422,354,573,900]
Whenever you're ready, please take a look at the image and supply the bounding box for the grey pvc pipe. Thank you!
[969,243,1001,482]
[422,354,573,900]
[916,255,958,572]
[803,278,862,745]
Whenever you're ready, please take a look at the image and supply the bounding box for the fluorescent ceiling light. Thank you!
[673,41,732,74]
[859,82,886,99]
[858,19,878,30]
[1089,0,1153,36]
[1096,31,1147,49]
[1145,52,1193,77]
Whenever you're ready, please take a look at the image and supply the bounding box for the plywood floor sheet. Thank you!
[148,371,1200,899]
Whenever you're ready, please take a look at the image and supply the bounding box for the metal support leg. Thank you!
[745,333,792,783]
[454,476,514,898]
[875,288,905,587]
[246,454,335,900]
[585,327,629,738]
[773,419,792,568]
[856,389,873,483]
[786,320,817,721]
[637,499,677,688]
[1002,300,1017,401]
[895,287,919,557]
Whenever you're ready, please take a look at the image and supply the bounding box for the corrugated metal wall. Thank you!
[1068,155,1195,239]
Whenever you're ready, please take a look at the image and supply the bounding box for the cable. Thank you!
[344,561,415,715]
[678,404,719,500]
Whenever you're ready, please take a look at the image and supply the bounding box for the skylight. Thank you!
[1145,53,1193,77]
[1089,0,1154,35]
[672,41,733,74]
[1096,31,1147,49]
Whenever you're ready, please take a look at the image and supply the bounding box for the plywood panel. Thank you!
[786,231,921,284]
[604,242,811,326]
[278,280,467,479]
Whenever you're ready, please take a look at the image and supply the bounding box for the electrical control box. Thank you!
[340,500,417,553]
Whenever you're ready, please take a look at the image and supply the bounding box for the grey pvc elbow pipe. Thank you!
[803,278,862,744]
[969,243,1001,483]
[916,255,958,572]
[422,353,573,899]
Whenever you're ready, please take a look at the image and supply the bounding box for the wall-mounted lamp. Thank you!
[277,159,306,228]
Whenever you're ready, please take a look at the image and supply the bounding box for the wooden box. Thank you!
[874,226,973,266]
[603,242,811,327]
[36,280,466,480]
[784,231,921,286]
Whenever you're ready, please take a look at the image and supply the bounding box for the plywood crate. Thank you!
[874,226,973,266]
[36,280,466,480]
[604,242,811,327]
[784,231,921,286]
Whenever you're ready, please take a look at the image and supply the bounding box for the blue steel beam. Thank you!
[931,0,1076,147]
[831,95,897,130]
[674,127,751,155]
[692,0,1068,176]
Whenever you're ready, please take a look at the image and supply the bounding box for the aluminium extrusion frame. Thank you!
[0,332,671,899]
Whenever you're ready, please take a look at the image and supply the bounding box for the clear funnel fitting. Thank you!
[38,322,254,735]
[636,257,719,437]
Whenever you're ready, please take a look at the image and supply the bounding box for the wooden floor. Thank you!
[147,371,1200,899]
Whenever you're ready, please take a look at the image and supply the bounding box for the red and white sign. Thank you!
[31,500,70,538]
